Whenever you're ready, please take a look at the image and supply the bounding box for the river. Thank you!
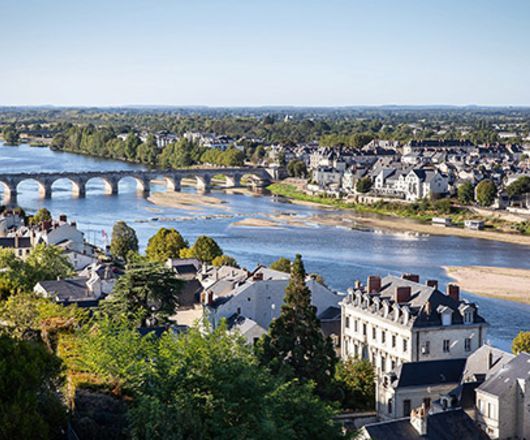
[1,142,529,350]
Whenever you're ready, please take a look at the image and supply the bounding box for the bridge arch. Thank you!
[117,175,150,195]
[16,178,51,198]
[50,177,86,198]
[85,176,118,195]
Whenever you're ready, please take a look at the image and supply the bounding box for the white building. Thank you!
[341,274,488,375]
[475,352,530,439]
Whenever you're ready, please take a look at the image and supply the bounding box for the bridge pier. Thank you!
[104,179,119,195]
[166,176,182,192]
[196,175,211,193]
[225,174,241,188]
[39,182,52,199]
[136,178,150,196]
[72,181,86,198]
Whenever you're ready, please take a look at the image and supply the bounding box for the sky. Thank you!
[0,0,529,107]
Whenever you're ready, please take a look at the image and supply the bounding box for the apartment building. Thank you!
[340,274,488,374]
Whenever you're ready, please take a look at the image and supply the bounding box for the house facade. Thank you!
[340,274,488,375]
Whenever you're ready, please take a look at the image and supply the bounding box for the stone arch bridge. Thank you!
[0,167,276,202]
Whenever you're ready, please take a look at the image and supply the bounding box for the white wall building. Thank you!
[341,274,488,375]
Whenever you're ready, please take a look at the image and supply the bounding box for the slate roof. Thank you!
[478,352,530,396]
[318,306,341,321]
[353,275,487,329]
[394,359,466,388]
[363,409,488,440]
[38,277,91,301]
[462,345,514,383]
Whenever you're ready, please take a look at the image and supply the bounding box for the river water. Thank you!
[1,142,529,350]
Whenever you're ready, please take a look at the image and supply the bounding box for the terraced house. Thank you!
[340,274,488,374]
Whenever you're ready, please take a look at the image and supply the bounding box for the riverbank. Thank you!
[269,182,530,247]
[444,266,530,304]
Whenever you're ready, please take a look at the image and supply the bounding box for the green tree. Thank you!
[287,160,308,178]
[355,177,372,194]
[512,331,530,354]
[30,207,52,226]
[124,133,141,161]
[26,244,75,283]
[2,125,19,145]
[257,254,337,398]
[475,179,497,207]
[110,221,139,260]
[212,255,239,268]
[270,257,292,273]
[335,358,375,410]
[506,176,530,198]
[457,181,475,205]
[101,260,182,327]
[146,228,188,263]
[79,321,343,440]
[221,147,245,167]
[190,235,223,263]
[0,335,66,439]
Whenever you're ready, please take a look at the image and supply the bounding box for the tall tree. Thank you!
[145,228,188,263]
[257,254,337,398]
[110,221,139,260]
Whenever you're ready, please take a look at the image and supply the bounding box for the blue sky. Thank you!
[0,0,529,106]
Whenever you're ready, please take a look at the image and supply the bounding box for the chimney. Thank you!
[395,286,411,303]
[201,290,214,306]
[367,275,381,293]
[446,284,460,302]
[426,279,438,289]
[402,273,420,283]
[354,279,362,290]
[410,404,428,436]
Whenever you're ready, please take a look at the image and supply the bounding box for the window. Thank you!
[465,337,472,352]
[345,316,350,328]
[372,327,377,340]
[363,323,367,336]
[487,402,493,419]
[388,398,393,414]
[464,310,473,324]
[354,319,358,332]
[403,338,408,353]
[382,331,386,344]
[403,400,411,417]
[422,341,430,355]
[392,335,396,348]
[391,360,396,370]
[443,339,450,353]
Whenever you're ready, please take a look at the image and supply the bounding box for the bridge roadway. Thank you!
[0,167,274,202]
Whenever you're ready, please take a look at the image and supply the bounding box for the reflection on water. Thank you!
[1,143,530,350]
